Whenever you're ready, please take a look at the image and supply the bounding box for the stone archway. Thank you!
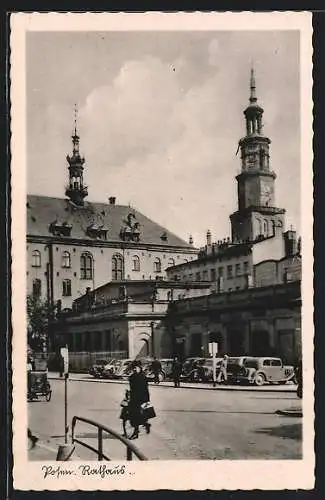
[137,337,150,358]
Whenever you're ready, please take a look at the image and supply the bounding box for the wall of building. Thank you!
[27,239,197,308]
[252,232,285,265]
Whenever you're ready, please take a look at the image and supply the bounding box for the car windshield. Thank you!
[96,360,108,365]
[243,359,259,369]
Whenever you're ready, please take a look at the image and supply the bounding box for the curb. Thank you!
[49,375,297,393]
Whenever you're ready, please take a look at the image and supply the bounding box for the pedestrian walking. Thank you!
[217,354,228,384]
[128,360,151,439]
[172,355,182,388]
[151,356,162,384]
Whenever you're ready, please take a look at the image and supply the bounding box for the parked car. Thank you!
[180,357,204,382]
[226,357,249,384]
[197,357,223,382]
[101,359,122,378]
[144,358,173,382]
[180,357,222,382]
[89,359,112,378]
[235,357,295,386]
[113,359,134,379]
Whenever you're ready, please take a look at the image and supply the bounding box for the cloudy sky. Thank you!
[27,30,300,246]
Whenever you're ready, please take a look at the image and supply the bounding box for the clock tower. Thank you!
[230,69,285,242]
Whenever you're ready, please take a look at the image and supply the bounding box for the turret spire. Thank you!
[65,105,88,205]
[74,103,78,136]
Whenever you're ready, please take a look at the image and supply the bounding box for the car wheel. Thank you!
[158,371,165,382]
[254,373,266,386]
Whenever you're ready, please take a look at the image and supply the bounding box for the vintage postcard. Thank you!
[10,11,314,490]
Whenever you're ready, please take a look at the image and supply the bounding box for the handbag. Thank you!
[140,401,156,420]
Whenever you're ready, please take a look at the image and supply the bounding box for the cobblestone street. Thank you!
[28,378,302,461]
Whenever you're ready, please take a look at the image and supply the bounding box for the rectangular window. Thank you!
[62,279,72,297]
[189,274,193,281]
[32,279,41,298]
[196,272,201,281]
[210,268,216,281]
[243,261,249,274]
[227,265,233,278]
[202,270,208,281]
[218,267,223,278]
[235,263,241,276]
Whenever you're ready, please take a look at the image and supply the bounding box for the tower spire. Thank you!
[249,67,257,103]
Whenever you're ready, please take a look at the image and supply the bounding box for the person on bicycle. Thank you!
[128,360,151,439]
[151,356,162,384]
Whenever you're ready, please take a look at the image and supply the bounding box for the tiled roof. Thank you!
[27,195,194,249]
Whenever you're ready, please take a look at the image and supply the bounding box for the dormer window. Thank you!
[161,232,168,242]
[120,213,141,242]
[86,223,108,240]
[49,220,72,237]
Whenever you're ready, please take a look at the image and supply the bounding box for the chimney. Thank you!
[189,235,194,246]
[109,196,116,205]
[206,230,212,246]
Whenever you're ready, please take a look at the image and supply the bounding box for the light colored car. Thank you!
[101,359,121,378]
[236,357,295,386]
[113,359,134,379]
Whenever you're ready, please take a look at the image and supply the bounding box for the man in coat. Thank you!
[128,361,151,439]
[171,355,182,388]
[151,356,162,384]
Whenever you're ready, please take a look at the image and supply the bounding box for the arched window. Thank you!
[80,252,93,280]
[153,257,161,273]
[112,253,124,281]
[271,220,276,236]
[167,258,175,267]
[32,250,41,267]
[62,279,72,297]
[132,255,140,272]
[32,278,41,298]
[256,218,262,235]
[62,251,71,268]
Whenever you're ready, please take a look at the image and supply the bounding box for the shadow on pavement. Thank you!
[254,423,302,441]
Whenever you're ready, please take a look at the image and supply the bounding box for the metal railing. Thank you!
[71,416,147,461]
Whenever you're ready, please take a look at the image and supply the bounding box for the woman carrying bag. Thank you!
[127,360,155,440]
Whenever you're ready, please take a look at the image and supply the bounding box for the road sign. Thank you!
[208,342,218,356]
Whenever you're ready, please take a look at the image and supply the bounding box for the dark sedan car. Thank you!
[89,359,111,378]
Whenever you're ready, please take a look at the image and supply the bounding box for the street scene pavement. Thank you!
[28,376,302,461]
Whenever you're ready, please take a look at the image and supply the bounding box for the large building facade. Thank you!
[27,118,197,310]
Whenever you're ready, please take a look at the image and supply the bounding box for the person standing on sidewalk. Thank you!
[151,356,162,384]
[217,354,228,384]
[128,361,151,439]
[172,355,182,388]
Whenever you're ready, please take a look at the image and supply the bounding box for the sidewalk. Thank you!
[48,372,297,393]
